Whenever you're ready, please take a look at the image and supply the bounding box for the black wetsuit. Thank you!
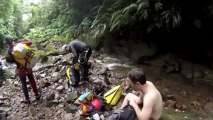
[68,39,92,82]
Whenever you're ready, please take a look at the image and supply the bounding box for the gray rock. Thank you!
[58,79,63,84]
[52,72,61,79]
[64,113,73,120]
[59,66,67,76]
[0,112,7,120]
[53,67,60,72]
[55,92,60,100]
[39,79,51,88]
[64,105,77,113]
[13,81,19,87]
[56,85,64,92]
[181,61,193,79]
[40,73,47,78]
[46,92,55,101]
[66,91,78,103]
[203,98,213,116]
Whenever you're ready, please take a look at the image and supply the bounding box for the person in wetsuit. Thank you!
[62,39,92,85]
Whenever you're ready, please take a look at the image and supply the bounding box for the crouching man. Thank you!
[121,68,163,120]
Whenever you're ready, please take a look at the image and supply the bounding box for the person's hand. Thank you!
[74,63,80,70]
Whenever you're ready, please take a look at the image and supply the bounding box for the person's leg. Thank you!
[71,67,80,86]
[85,46,92,63]
[120,93,141,109]
[82,46,92,81]
[19,75,30,103]
[27,72,40,100]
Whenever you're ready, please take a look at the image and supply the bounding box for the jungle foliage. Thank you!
[1,0,213,51]
[0,0,23,49]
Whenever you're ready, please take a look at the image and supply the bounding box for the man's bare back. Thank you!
[142,81,163,120]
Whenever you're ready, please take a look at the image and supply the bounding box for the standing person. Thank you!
[62,39,92,83]
[120,68,163,120]
[4,36,40,104]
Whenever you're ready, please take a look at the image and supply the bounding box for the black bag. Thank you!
[108,105,136,120]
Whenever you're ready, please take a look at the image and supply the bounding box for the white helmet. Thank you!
[61,45,68,53]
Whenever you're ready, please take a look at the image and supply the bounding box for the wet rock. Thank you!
[180,104,189,111]
[59,66,67,76]
[191,101,201,110]
[22,111,28,118]
[38,112,45,119]
[53,57,62,64]
[63,105,77,113]
[93,79,105,86]
[29,106,37,117]
[104,111,110,117]
[165,95,176,101]
[56,85,64,92]
[203,98,213,116]
[58,104,64,108]
[97,56,104,60]
[55,92,60,100]
[40,73,47,78]
[54,109,62,118]
[46,92,55,101]
[166,100,176,108]
[180,90,188,97]
[161,54,181,73]
[66,91,78,103]
[181,61,193,79]
[58,79,63,84]
[64,113,73,120]
[43,108,52,117]
[13,81,19,87]
[72,112,85,120]
[0,112,7,120]
[52,72,61,79]
[53,67,60,72]
[0,95,9,100]
[39,79,51,88]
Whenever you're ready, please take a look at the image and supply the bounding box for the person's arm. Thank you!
[130,95,154,120]
[121,93,142,109]
[70,45,78,64]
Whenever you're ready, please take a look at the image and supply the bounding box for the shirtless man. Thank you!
[121,68,163,120]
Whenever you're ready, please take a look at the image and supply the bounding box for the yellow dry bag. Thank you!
[12,43,38,69]
[66,66,80,86]
[104,85,123,106]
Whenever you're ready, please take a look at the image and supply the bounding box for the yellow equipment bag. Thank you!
[66,67,72,85]
[66,66,80,86]
[104,85,123,106]
[12,43,38,69]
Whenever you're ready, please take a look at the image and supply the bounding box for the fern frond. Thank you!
[123,3,137,15]
[137,1,149,12]
[155,2,162,11]
[110,10,122,25]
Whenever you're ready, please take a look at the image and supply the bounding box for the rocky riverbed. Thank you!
[0,51,212,120]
